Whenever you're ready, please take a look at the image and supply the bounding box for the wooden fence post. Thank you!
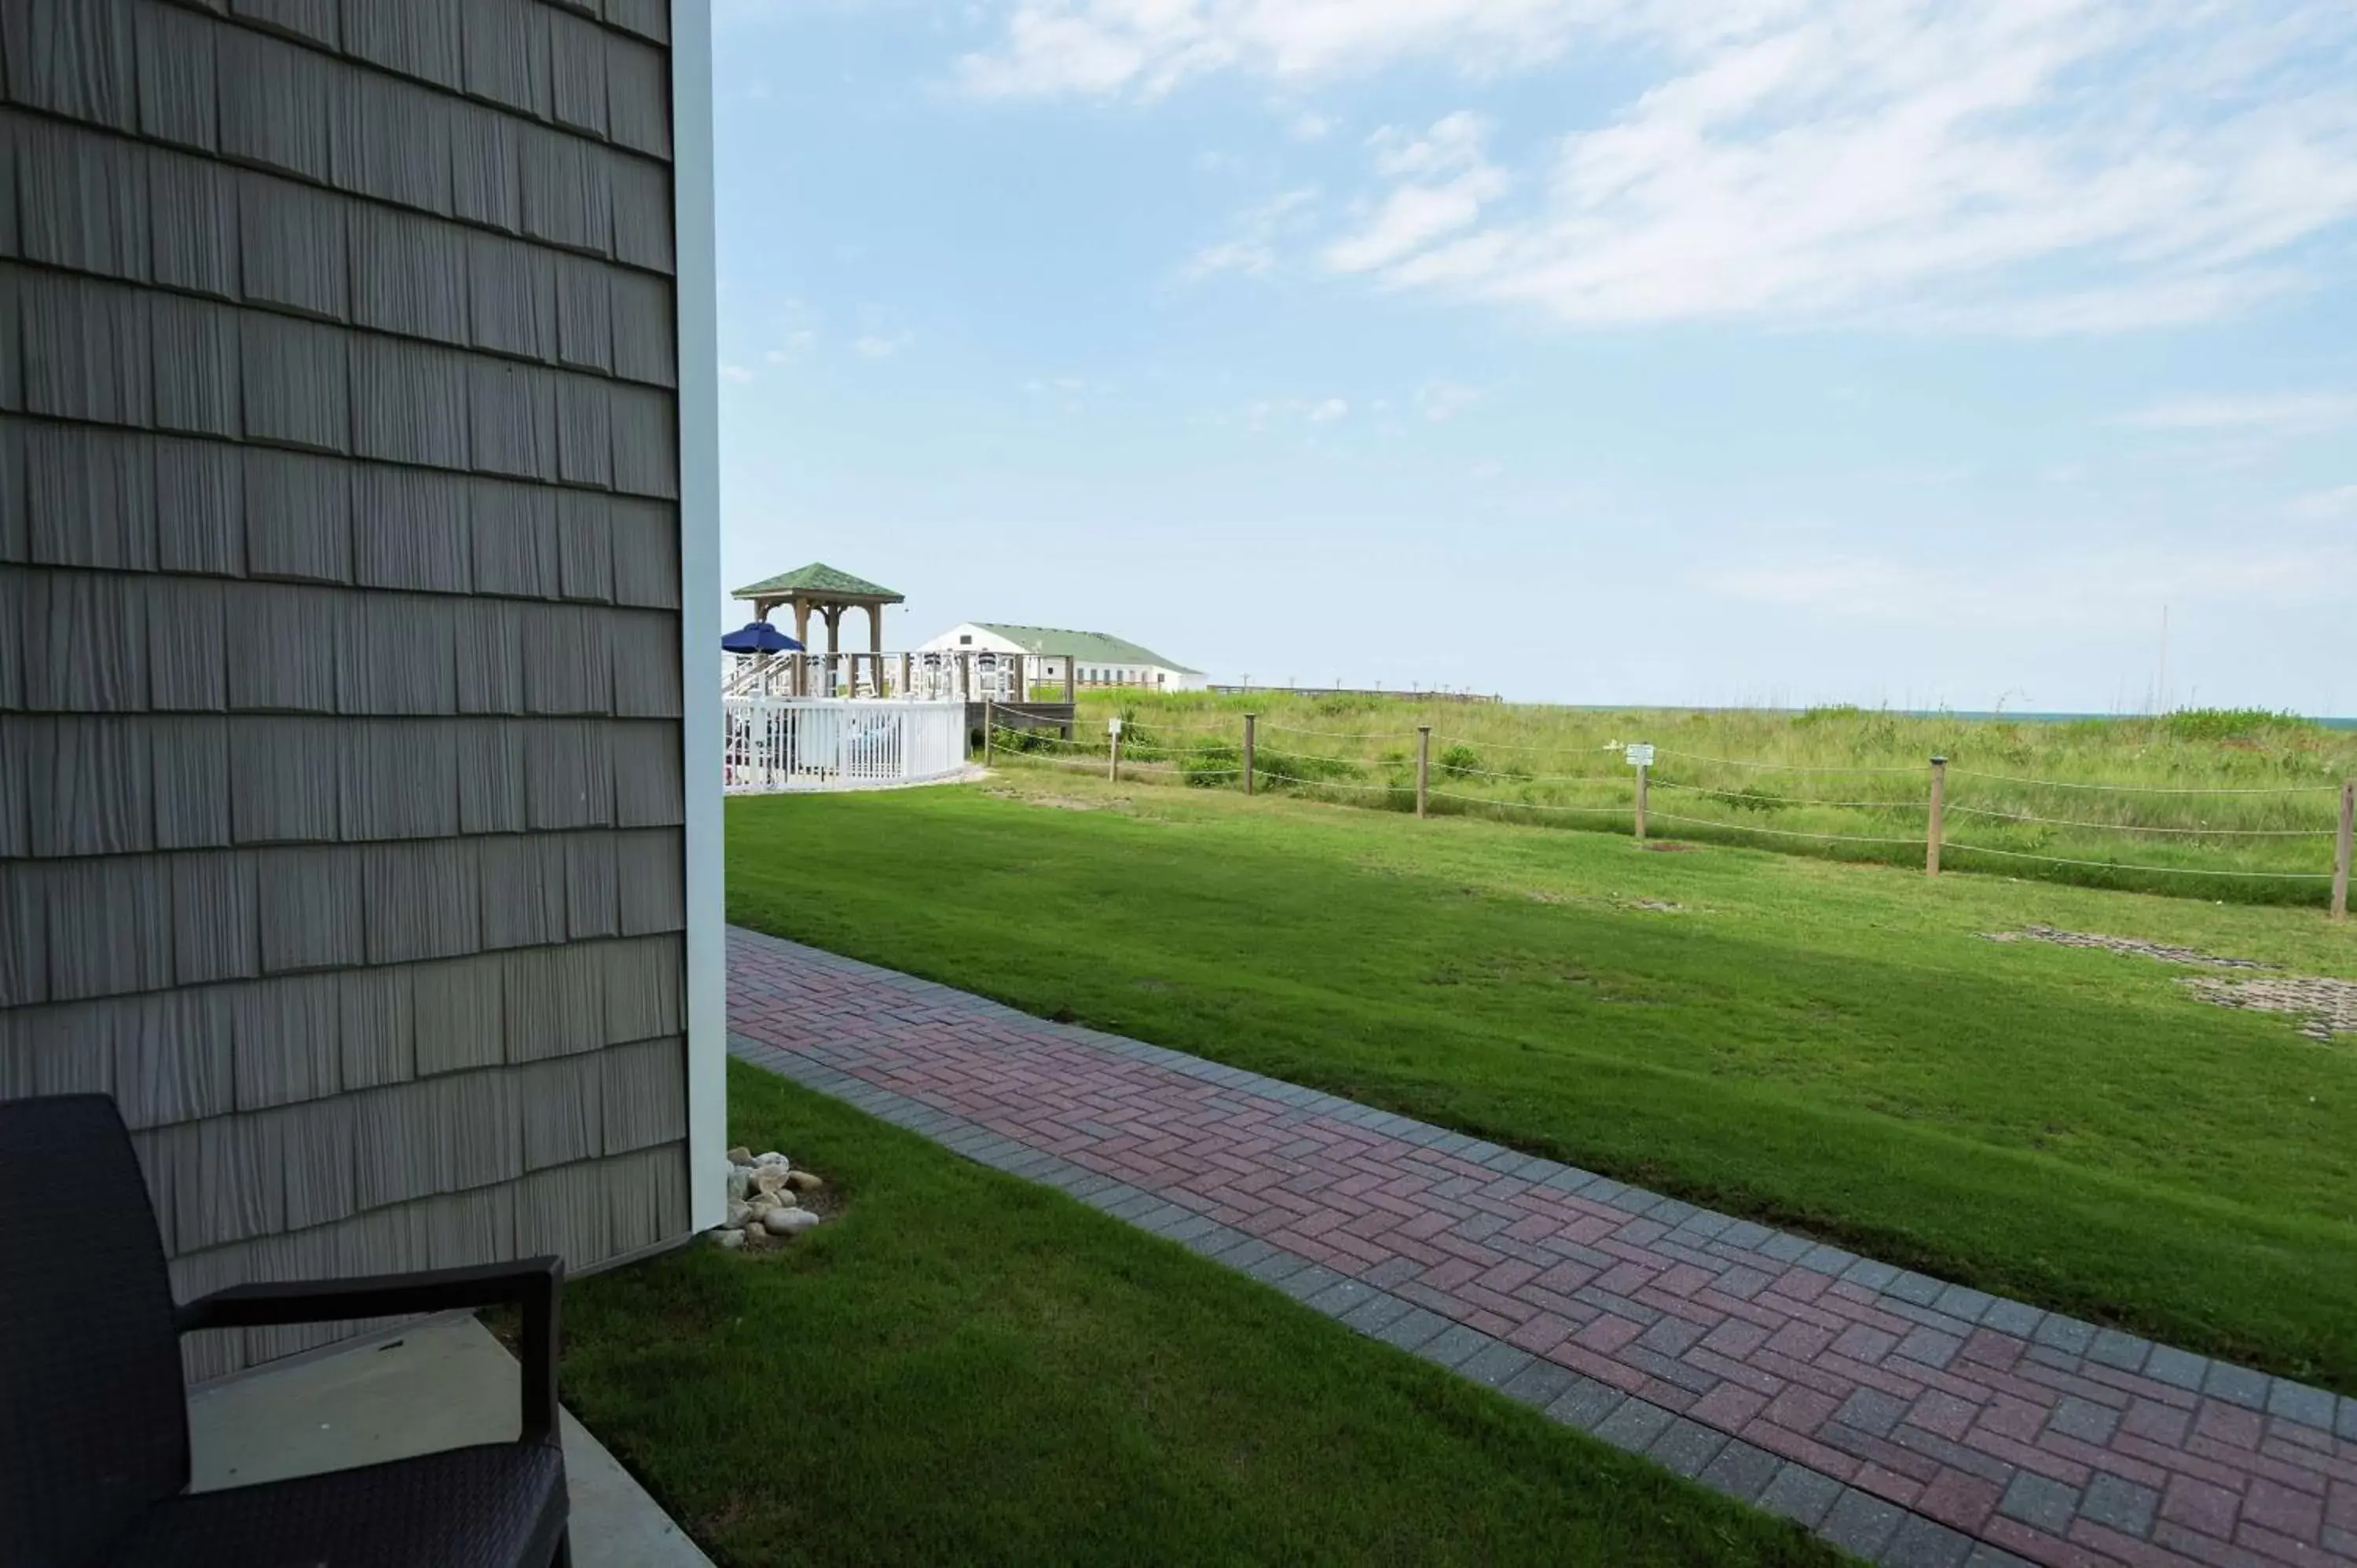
[2333,780,2353,921]
[1416,727,1431,819]
[1109,724,1122,783]
[983,698,995,767]
[1635,762,1649,842]
[1926,756,1948,877]
[1243,713,1257,797]
[1064,658,1076,705]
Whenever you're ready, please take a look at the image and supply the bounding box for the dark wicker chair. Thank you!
[0,1095,572,1568]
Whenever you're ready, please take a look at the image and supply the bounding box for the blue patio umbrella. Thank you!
[722,621,802,654]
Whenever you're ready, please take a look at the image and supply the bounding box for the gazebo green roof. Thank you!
[731,563,904,603]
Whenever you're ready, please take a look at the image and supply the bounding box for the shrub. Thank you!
[1438,744,1483,779]
[1181,739,1243,787]
[2163,709,2311,743]
[1255,747,1365,788]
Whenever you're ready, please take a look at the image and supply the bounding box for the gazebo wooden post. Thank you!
[734,569,909,701]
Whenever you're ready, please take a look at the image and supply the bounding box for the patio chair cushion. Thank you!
[98,1438,567,1568]
[0,1097,190,1566]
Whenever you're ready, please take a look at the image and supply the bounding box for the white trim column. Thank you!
[672,0,727,1232]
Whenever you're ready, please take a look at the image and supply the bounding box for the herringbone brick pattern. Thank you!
[729,926,2357,1568]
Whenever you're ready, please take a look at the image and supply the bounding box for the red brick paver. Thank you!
[730,928,2357,1568]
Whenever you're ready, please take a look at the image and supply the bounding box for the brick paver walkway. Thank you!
[728,926,2357,1568]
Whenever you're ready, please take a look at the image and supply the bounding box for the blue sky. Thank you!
[706,1,2357,714]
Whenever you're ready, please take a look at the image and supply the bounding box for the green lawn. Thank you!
[727,779,2357,1392]
[558,1063,1842,1568]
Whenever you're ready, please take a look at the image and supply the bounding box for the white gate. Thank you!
[723,699,968,793]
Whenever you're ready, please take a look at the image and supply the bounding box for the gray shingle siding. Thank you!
[1,0,691,1383]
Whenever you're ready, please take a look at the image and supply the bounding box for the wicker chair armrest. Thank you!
[174,1258,564,1442]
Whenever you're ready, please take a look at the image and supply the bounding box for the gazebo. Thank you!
[731,562,904,655]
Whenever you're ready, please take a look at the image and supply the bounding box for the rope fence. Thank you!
[1643,747,1928,775]
[1645,779,1929,811]
[977,712,2357,915]
[1941,804,2336,837]
[1942,843,2338,880]
[1945,768,2342,796]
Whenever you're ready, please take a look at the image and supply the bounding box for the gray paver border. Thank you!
[727,925,2352,1568]
[731,1024,2034,1567]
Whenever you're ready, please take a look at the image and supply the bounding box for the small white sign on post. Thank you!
[1624,743,1655,768]
[1108,718,1124,736]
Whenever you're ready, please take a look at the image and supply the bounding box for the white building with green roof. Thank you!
[921,624,1208,692]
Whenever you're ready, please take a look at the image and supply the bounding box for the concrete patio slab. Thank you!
[188,1315,711,1568]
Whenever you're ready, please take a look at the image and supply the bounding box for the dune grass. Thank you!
[993,696,2356,904]
[556,1062,1844,1568]
[727,779,2357,1393]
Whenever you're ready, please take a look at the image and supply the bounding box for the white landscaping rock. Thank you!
[750,1166,789,1197]
[724,1168,751,1202]
[724,1146,753,1166]
[753,1152,790,1170]
[783,1170,823,1193]
[764,1208,820,1237]
[713,1229,746,1249]
[724,1200,753,1229]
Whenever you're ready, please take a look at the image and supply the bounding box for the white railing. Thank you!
[723,699,969,793]
[722,650,1035,703]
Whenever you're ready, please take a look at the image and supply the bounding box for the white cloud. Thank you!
[1023,375,1113,412]
[967,2,2357,332]
[853,332,913,358]
[1238,394,1354,427]
[720,364,756,383]
[961,0,1589,97]
[2114,394,2357,435]
[1290,109,1335,141]
[1325,113,1506,273]
[1185,188,1316,279]
[764,330,818,365]
[2289,485,2357,522]
[1415,379,1485,421]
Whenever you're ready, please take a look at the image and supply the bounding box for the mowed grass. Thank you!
[558,1062,1842,1568]
[727,779,2357,1392]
